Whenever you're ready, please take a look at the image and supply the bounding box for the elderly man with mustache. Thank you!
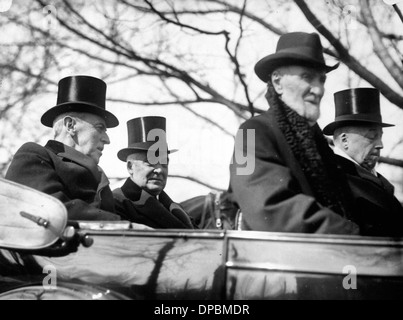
[324,88,403,237]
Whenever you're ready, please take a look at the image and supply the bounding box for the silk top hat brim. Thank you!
[323,87,394,136]
[41,75,119,128]
[41,102,119,128]
[255,53,339,82]
[254,32,339,83]
[323,117,394,136]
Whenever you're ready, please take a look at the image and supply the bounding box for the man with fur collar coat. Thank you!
[230,32,360,234]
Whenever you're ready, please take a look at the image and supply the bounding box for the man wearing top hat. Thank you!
[230,32,360,234]
[324,88,403,236]
[6,75,122,221]
[113,116,195,229]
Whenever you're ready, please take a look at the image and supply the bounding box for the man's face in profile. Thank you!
[344,125,384,171]
[71,113,110,164]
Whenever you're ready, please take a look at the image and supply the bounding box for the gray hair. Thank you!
[53,112,88,139]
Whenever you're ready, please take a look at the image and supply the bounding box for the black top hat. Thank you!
[254,32,339,83]
[41,75,119,128]
[117,116,178,162]
[323,88,394,136]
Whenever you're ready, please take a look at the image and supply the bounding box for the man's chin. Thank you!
[90,156,100,164]
[301,104,320,123]
[362,159,378,171]
[146,184,164,196]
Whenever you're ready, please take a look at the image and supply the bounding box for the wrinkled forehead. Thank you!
[78,113,107,125]
[127,151,148,162]
[343,124,383,135]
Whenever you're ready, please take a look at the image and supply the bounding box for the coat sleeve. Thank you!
[5,143,120,221]
[229,119,360,235]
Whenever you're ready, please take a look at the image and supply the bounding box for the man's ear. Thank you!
[63,116,76,136]
[271,71,283,95]
[127,160,133,174]
[341,133,349,150]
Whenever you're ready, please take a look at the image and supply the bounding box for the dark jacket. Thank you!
[113,178,195,229]
[229,109,360,235]
[335,155,403,237]
[5,140,120,221]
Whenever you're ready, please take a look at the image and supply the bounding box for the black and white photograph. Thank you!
[1,0,403,303]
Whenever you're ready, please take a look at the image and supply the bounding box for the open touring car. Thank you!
[1,178,403,300]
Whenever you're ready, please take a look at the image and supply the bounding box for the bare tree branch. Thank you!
[207,0,285,35]
[361,0,403,88]
[160,80,235,137]
[143,0,229,36]
[294,0,403,110]
[223,0,255,116]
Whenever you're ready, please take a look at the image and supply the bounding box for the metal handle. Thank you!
[20,211,49,228]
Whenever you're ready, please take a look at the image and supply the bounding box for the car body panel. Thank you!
[0,178,67,250]
[1,179,403,300]
[33,229,225,300]
[19,229,403,300]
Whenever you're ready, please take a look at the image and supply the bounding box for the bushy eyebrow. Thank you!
[364,128,383,138]
[94,122,107,131]
[300,70,326,82]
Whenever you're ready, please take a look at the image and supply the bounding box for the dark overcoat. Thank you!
[335,155,403,237]
[5,140,120,221]
[229,109,360,234]
[113,178,195,229]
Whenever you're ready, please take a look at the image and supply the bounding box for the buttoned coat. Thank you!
[5,140,121,221]
[335,155,403,237]
[229,109,360,234]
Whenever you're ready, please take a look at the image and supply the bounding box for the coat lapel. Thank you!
[336,155,395,195]
[159,191,193,227]
[377,173,395,195]
[355,163,394,193]
[45,140,101,182]
[120,178,143,202]
[97,167,111,192]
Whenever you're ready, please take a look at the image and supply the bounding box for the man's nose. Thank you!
[153,166,163,174]
[102,132,110,145]
[310,81,325,97]
[375,138,384,150]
